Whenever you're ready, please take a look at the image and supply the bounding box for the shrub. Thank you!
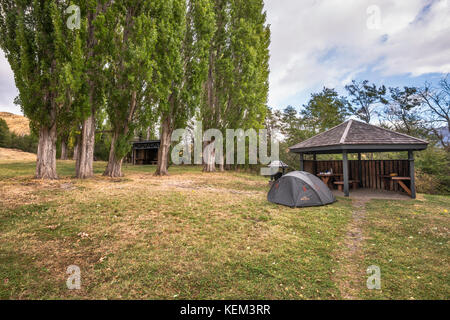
[0,118,38,153]
[94,133,112,161]
[0,118,10,147]
[8,132,38,153]
[415,169,442,194]
[416,147,450,194]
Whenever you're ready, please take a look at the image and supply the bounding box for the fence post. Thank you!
[300,153,304,171]
[408,150,416,199]
[343,151,349,197]
[358,153,362,187]
[313,154,317,174]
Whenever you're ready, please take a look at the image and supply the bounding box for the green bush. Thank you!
[0,118,11,147]
[416,147,450,194]
[415,169,442,195]
[0,118,38,153]
[10,132,38,153]
[94,133,111,161]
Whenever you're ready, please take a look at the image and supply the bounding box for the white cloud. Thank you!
[0,52,19,114]
[265,0,450,107]
[1,0,449,114]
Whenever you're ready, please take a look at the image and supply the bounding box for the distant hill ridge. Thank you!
[0,112,30,136]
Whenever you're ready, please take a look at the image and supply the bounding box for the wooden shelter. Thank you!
[289,120,428,198]
[131,140,160,165]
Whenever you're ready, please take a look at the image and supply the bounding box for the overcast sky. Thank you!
[1,0,449,115]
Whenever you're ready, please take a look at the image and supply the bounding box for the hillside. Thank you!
[0,147,36,161]
[0,112,30,136]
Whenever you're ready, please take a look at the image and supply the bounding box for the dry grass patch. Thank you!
[0,161,353,299]
[0,112,30,136]
[1,161,447,300]
[0,148,36,162]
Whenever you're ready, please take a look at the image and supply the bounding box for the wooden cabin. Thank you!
[131,140,160,165]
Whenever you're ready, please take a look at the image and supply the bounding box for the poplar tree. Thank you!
[201,0,270,172]
[75,0,110,179]
[0,0,73,179]
[201,0,228,171]
[154,0,215,176]
[101,0,158,177]
[55,4,86,162]
[227,0,270,130]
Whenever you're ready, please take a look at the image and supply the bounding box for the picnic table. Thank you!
[317,173,343,188]
[381,175,412,196]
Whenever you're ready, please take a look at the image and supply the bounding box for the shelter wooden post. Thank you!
[358,153,362,187]
[408,150,416,199]
[313,153,317,175]
[299,153,304,171]
[343,151,349,197]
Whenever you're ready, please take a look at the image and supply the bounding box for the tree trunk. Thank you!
[73,136,80,161]
[103,132,124,178]
[203,140,216,172]
[76,113,96,179]
[35,124,58,179]
[103,91,136,178]
[76,6,100,179]
[60,139,68,160]
[218,152,225,172]
[155,116,173,176]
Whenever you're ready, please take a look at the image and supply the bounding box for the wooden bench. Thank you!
[334,180,360,192]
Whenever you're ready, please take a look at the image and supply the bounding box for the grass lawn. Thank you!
[0,160,448,300]
[359,196,449,299]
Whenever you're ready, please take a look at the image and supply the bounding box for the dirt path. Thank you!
[334,198,368,299]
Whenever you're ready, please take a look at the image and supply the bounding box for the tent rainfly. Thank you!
[268,171,336,207]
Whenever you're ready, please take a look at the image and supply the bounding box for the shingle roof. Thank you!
[289,120,428,153]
